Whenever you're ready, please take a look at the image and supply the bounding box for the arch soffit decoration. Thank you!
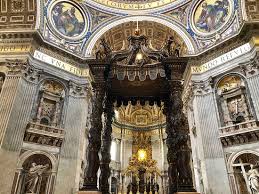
[85,0,190,14]
[37,78,68,95]
[214,73,247,92]
[17,150,58,172]
[227,150,259,172]
[84,15,196,57]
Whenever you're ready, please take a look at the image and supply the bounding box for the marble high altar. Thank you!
[0,0,259,194]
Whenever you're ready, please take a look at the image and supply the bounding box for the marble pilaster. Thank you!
[55,82,89,194]
[0,62,39,194]
[191,81,231,194]
[244,61,259,118]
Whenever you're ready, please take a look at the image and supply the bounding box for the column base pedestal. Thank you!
[78,192,102,194]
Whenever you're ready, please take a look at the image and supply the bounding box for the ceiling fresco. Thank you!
[38,0,243,58]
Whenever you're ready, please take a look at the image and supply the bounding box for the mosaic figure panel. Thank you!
[51,2,85,37]
[193,0,232,34]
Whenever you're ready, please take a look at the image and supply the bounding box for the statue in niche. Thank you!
[217,75,252,125]
[35,80,65,127]
[232,153,259,194]
[227,96,246,123]
[248,164,259,194]
[25,162,49,193]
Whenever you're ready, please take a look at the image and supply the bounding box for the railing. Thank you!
[219,120,259,147]
[24,122,65,147]
[219,120,259,137]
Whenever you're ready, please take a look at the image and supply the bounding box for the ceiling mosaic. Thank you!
[38,0,243,58]
[192,0,233,35]
[49,1,87,39]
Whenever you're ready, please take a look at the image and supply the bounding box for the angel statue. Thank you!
[248,164,259,194]
[25,162,49,193]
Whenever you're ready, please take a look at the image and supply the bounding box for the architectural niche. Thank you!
[12,153,55,194]
[217,75,253,126]
[230,153,259,194]
[216,75,259,147]
[23,80,66,147]
[34,80,65,127]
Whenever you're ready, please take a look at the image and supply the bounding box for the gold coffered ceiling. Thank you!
[115,102,165,128]
[93,21,187,56]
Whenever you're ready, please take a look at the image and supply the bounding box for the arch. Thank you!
[227,150,259,173]
[84,15,196,57]
[38,78,68,95]
[17,150,58,172]
[214,73,254,126]
[214,73,247,92]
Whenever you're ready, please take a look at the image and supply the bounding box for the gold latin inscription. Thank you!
[0,44,31,53]
[92,0,175,10]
